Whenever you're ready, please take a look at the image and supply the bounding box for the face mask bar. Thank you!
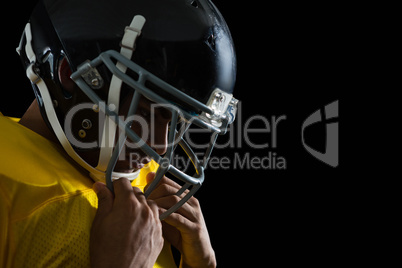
[71,49,237,220]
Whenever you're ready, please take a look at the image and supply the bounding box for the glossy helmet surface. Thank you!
[17,0,238,219]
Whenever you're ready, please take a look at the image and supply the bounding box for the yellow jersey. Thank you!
[0,115,176,268]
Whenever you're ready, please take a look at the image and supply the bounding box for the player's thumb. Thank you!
[144,172,156,193]
[146,172,156,184]
[93,182,113,217]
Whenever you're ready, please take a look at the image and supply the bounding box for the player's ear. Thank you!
[58,57,75,94]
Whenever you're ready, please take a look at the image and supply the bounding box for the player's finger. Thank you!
[113,177,136,204]
[146,172,157,185]
[93,182,113,218]
[146,172,181,190]
[159,207,197,232]
[153,195,197,222]
[132,186,147,203]
[147,181,182,200]
[146,172,189,198]
[146,199,160,218]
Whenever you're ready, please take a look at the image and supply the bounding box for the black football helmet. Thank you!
[17,0,238,219]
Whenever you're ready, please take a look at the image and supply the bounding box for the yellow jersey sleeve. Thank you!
[0,115,176,268]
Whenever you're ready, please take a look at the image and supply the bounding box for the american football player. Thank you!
[0,0,238,267]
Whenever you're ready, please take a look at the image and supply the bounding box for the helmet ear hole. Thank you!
[58,57,75,95]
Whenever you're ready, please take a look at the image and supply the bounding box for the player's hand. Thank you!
[90,178,163,268]
[146,173,216,268]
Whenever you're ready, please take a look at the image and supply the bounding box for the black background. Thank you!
[3,1,348,266]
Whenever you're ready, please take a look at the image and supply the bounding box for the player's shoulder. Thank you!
[0,114,93,208]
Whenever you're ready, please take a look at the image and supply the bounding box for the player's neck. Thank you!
[19,100,59,144]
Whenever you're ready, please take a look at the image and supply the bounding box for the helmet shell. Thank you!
[43,0,236,105]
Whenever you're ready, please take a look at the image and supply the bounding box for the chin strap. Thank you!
[111,170,141,181]
[18,15,146,183]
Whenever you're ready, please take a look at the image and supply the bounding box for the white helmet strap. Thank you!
[96,15,146,174]
[18,15,146,183]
